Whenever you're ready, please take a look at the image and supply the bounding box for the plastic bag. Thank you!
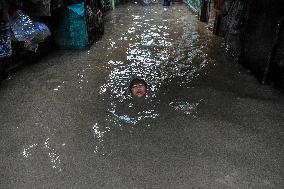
[33,21,51,42]
[10,10,51,51]
[10,10,37,42]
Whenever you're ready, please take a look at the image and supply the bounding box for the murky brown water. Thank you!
[0,3,283,189]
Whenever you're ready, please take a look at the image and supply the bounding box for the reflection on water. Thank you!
[92,123,111,154]
[23,143,38,158]
[109,108,159,125]
[22,138,62,171]
[99,5,209,121]
[4,4,216,171]
[44,138,62,171]
[169,99,203,117]
[91,4,214,155]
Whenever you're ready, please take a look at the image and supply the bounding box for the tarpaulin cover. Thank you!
[67,3,85,16]
[56,2,89,49]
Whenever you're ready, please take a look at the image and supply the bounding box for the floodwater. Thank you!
[1,3,284,189]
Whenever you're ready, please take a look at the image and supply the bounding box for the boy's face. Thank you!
[131,83,147,98]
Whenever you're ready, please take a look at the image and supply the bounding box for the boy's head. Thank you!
[129,78,147,98]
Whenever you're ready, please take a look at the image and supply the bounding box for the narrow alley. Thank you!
[0,2,283,189]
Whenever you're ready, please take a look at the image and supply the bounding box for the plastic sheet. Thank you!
[0,21,12,58]
[10,10,38,42]
[55,2,89,49]
[10,10,51,51]
[67,3,85,16]
[34,22,51,42]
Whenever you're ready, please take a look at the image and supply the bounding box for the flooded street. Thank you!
[1,3,284,188]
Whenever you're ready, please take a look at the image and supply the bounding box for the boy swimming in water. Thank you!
[129,78,147,98]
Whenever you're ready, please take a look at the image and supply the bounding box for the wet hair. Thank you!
[129,78,147,92]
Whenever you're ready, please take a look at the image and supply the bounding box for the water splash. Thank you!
[44,138,62,171]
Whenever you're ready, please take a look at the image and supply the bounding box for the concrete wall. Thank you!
[268,18,284,90]
[206,0,284,91]
[241,0,284,87]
